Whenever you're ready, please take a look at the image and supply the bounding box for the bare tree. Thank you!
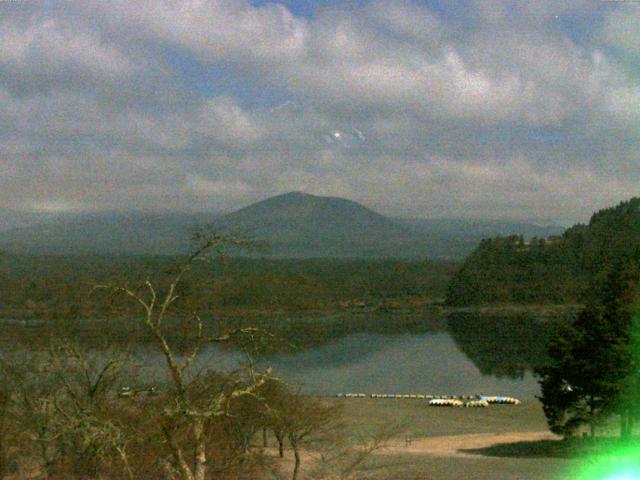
[4,351,64,479]
[48,340,133,479]
[0,354,19,479]
[97,235,273,480]
[258,380,337,480]
[309,421,406,480]
[6,341,133,479]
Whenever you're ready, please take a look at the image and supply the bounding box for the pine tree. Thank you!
[536,256,640,438]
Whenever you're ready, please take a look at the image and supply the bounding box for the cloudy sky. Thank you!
[1,0,639,224]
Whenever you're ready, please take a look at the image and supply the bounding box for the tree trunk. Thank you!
[621,409,634,438]
[620,410,629,438]
[0,409,7,480]
[589,396,596,439]
[174,449,195,480]
[193,417,207,480]
[163,425,196,480]
[116,446,135,480]
[276,433,284,458]
[291,440,300,480]
[263,428,268,448]
[40,438,56,479]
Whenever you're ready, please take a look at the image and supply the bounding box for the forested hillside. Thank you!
[0,254,457,320]
[445,198,640,306]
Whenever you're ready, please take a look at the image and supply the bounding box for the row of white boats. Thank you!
[336,393,520,407]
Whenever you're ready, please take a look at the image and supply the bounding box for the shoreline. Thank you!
[0,301,580,322]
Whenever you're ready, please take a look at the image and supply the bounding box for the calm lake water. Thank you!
[254,332,541,398]
[128,312,550,399]
[7,311,552,399]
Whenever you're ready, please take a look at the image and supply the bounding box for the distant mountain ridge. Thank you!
[0,192,565,259]
[213,192,418,257]
[0,211,219,256]
[396,217,564,243]
[0,210,56,232]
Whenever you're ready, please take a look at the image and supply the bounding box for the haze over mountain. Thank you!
[0,192,564,259]
[0,210,56,232]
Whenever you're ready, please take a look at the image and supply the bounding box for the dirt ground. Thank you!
[281,398,581,480]
[273,429,576,480]
[381,430,558,458]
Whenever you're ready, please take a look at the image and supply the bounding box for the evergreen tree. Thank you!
[446,197,640,306]
[536,256,640,438]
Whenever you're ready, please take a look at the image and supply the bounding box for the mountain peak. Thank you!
[230,191,377,218]
[0,191,568,258]
[276,191,314,201]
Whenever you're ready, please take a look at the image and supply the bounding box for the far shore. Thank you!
[0,300,582,322]
[440,303,581,317]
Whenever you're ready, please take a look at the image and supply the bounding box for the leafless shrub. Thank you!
[309,420,407,480]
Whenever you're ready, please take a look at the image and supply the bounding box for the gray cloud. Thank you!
[0,0,638,223]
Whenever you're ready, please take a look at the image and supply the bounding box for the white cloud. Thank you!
[187,175,253,196]
[61,0,607,125]
[0,13,149,98]
[602,5,640,57]
[364,0,442,43]
[0,0,639,221]
[78,0,308,64]
[196,97,266,146]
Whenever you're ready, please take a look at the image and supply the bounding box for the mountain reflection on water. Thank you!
[0,310,570,398]
[188,311,561,398]
[446,312,557,380]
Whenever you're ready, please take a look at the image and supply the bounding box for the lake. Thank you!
[254,331,541,398]
[128,312,552,399]
[2,311,555,399]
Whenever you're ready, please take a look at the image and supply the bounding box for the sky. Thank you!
[0,0,639,225]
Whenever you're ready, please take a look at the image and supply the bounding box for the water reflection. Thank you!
[257,311,559,397]
[446,313,554,380]
[4,311,557,399]
[255,332,542,398]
